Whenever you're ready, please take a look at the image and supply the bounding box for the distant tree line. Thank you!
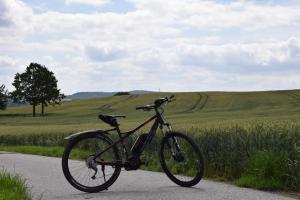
[114,92,130,96]
[0,63,64,117]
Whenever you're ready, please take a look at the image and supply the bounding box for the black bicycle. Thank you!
[62,95,204,193]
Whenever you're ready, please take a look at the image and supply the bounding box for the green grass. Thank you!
[0,146,101,160]
[236,176,282,190]
[0,146,64,157]
[0,171,31,200]
[0,90,300,191]
[236,150,300,190]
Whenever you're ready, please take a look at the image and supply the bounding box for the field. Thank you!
[0,90,300,191]
[2,90,300,135]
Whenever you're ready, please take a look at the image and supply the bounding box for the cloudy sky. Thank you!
[1,0,300,94]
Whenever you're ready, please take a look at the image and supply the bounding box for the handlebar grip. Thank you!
[136,106,144,110]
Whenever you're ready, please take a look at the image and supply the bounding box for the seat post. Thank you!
[116,125,129,160]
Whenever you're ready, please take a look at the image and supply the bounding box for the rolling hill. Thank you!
[1,89,300,136]
[66,90,153,100]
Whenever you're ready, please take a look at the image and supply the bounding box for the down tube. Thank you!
[139,119,159,154]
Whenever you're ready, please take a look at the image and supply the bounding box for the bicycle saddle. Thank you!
[98,114,126,127]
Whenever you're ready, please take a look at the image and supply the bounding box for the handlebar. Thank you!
[136,105,155,111]
[136,95,176,111]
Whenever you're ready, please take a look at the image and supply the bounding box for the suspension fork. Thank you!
[161,123,181,155]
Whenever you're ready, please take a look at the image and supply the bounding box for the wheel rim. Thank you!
[162,135,202,183]
[66,136,118,188]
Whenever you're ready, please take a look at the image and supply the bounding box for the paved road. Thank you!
[0,152,296,200]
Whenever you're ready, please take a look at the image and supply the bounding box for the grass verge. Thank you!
[0,171,31,200]
[0,121,299,193]
[236,150,300,191]
[0,146,64,158]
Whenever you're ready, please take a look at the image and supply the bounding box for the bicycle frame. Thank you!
[94,108,170,163]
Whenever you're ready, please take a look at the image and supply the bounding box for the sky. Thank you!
[0,0,300,94]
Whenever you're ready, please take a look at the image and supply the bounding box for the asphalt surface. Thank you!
[0,152,296,200]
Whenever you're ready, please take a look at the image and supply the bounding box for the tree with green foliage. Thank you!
[0,84,8,110]
[11,63,64,117]
[38,66,65,116]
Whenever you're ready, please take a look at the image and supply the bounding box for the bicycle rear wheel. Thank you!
[62,133,121,193]
[159,131,204,187]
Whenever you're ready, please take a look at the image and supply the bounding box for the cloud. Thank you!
[0,0,33,48]
[0,55,24,90]
[129,0,300,31]
[65,0,111,6]
[1,0,300,93]
[85,46,127,62]
[287,37,300,58]
[179,37,300,73]
[0,0,13,27]
[0,55,16,67]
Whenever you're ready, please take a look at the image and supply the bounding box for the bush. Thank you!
[114,92,130,96]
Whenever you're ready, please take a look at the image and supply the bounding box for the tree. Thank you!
[0,84,8,110]
[11,63,64,117]
[38,66,65,116]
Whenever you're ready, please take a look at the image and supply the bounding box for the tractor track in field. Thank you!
[98,102,116,113]
[125,94,139,101]
[98,95,139,113]
[198,93,209,110]
[180,93,208,114]
[284,91,300,102]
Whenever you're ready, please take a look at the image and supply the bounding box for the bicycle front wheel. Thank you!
[159,131,204,187]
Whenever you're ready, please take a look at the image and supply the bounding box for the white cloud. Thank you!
[1,0,300,93]
[0,0,33,32]
[0,55,16,67]
[129,0,300,31]
[65,0,111,6]
[180,37,300,70]
[0,55,24,91]
[85,46,127,62]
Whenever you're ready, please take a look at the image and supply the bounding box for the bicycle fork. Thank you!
[160,124,182,158]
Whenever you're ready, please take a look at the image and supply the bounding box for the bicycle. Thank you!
[62,95,204,193]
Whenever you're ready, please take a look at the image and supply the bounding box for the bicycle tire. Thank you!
[62,133,121,193]
[159,131,204,187]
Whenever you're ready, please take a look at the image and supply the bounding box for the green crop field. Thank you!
[0,90,300,191]
[1,90,300,135]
